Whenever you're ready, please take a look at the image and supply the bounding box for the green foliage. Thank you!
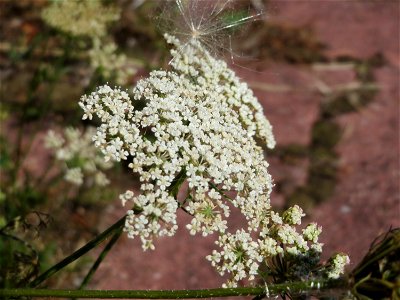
[351,228,400,300]
[0,137,13,171]
[0,234,39,288]
[0,212,50,288]
[12,187,46,217]
[38,242,58,273]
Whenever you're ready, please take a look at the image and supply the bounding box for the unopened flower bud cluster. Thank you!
[45,127,112,187]
[79,34,348,286]
[326,253,351,279]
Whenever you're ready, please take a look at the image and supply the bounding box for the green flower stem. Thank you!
[28,215,127,288]
[209,182,235,202]
[1,279,347,299]
[79,227,124,290]
[29,172,186,288]
[352,229,399,278]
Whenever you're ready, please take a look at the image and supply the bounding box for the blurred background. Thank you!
[0,0,399,293]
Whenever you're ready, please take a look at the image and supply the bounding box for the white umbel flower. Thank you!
[80,34,276,250]
[206,229,262,288]
[89,38,136,86]
[64,167,83,186]
[45,127,112,187]
[41,0,120,38]
[79,33,347,287]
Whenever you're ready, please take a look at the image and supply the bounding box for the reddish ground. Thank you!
[85,0,400,296]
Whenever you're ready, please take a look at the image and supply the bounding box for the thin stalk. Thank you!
[352,228,399,278]
[1,278,347,299]
[9,32,50,189]
[28,215,127,288]
[209,182,235,202]
[79,227,124,290]
[30,170,186,288]
[18,35,73,172]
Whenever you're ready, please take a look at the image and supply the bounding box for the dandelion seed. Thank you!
[160,0,264,61]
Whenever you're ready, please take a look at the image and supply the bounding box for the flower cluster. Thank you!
[207,205,327,287]
[41,0,136,85]
[207,230,262,287]
[79,34,348,285]
[41,0,120,38]
[80,34,275,251]
[89,38,136,86]
[325,253,351,279]
[45,127,112,187]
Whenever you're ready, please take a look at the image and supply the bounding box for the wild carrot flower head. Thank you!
[80,33,275,248]
[41,0,120,38]
[45,127,112,187]
[80,33,348,286]
[89,38,136,86]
